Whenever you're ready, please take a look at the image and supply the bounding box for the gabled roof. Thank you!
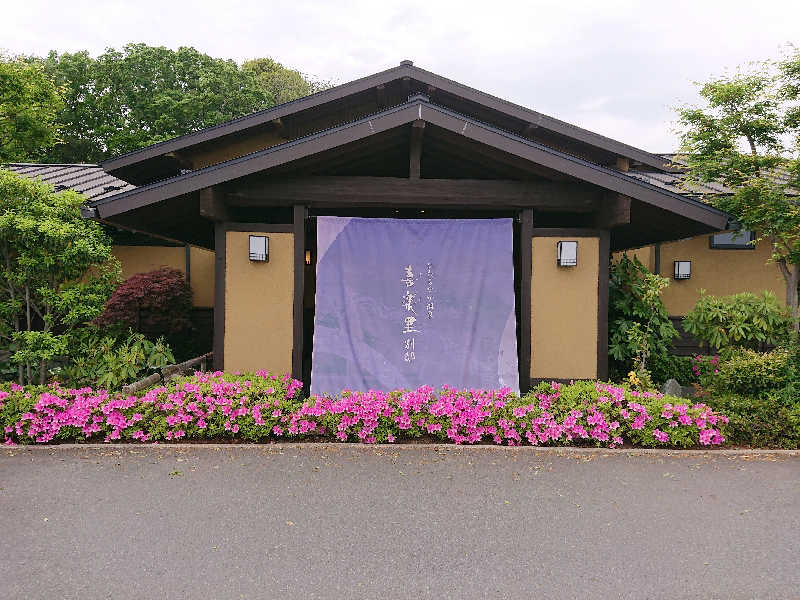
[5,163,136,200]
[87,95,728,231]
[101,61,676,180]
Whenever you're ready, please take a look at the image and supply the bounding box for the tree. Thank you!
[0,169,119,384]
[242,57,330,104]
[0,54,63,162]
[676,50,800,331]
[39,44,272,162]
[95,267,195,359]
[608,255,678,382]
[39,45,328,163]
[36,50,100,164]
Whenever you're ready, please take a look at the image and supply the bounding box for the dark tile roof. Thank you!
[648,153,797,195]
[4,163,137,201]
[624,169,731,196]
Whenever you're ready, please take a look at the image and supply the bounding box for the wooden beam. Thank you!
[409,120,425,178]
[402,76,410,98]
[227,176,600,211]
[165,151,194,170]
[616,157,630,172]
[199,187,235,222]
[262,128,407,177]
[430,127,570,181]
[375,84,387,109]
[271,118,285,136]
[594,193,631,228]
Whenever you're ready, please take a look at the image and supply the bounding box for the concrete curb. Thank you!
[3,442,799,456]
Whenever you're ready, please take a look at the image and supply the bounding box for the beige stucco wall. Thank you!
[112,245,215,308]
[224,231,294,374]
[531,236,599,380]
[189,247,215,308]
[612,246,654,271]
[658,235,784,315]
[189,130,287,169]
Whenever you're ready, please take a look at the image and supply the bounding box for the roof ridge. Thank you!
[5,163,102,167]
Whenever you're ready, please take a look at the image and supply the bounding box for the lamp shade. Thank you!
[557,241,578,267]
[673,260,691,280]
[249,235,269,262]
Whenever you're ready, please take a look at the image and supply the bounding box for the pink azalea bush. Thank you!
[0,374,728,448]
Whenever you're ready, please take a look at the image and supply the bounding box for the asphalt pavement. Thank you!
[1,444,798,600]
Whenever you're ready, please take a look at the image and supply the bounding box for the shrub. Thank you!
[95,267,193,356]
[648,354,697,385]
[705,348,791,397]
[1,374,729,448]
[55,329,174,390]
[706,392,799,449]
[608,255,678,381]
[683,290,793,351]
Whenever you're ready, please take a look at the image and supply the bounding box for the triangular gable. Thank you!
[101,61,674,181]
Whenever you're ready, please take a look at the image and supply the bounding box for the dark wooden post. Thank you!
[213,221,226,371]
[519,209,533,393]
[199,186,231,373]
[597,230,610,381]
[292,205,307,382]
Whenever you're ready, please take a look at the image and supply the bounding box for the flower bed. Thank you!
[0,372,729,448]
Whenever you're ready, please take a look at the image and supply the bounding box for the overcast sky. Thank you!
[3,0,798,152]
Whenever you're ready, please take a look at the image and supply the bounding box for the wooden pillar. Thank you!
[519,208,533,393]
[597,230,610,381]
[213,222,226,371]
[292,205,307,382]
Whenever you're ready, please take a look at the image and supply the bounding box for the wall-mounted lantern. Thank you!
[673,260,691,280]
[249,235,269,262]
[557,241,578,267]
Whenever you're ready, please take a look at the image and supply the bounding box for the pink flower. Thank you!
[652,429,669,443]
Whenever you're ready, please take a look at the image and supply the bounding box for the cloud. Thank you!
[1,0,798,151]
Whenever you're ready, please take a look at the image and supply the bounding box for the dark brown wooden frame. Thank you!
[213,222,294,371]
[292,206,307,381]
[530,228,610,385]
[519,209,534,393]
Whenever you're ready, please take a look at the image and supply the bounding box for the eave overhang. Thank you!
[88,98,729,234]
